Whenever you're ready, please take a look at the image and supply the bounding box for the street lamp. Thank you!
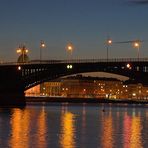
[133,41,140,59]
[106,38,112,60]
[66,42,73,59]
[16,45,29,63]
[40,40,46,62]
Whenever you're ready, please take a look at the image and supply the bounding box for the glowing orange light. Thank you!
[68,46,72,50]
[60,112,75,148]
[66,43,73,52]
[25,49,28,53]
[83,89,86,92]
[108,39,112,44]
[41,41,45,48]
[16,49,21,53]
[134,42,139,48]
[16,45,29,54]
[41,43,45,48]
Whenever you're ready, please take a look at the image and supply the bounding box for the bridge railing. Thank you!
[59,58,148,63]
[1,58,148,65]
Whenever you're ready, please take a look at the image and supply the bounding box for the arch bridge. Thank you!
[1,58,148,106]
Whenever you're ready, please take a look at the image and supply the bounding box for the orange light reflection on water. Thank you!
[101,112,114,148]
[60,112,76,148]
[123,113,132,148]
[9,107,47,148]
[36,107,47,148]
[130,116,142,148]
[9,109,30,148]
[123,112,142,148]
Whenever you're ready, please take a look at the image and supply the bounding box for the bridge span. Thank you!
[1,58,148,106]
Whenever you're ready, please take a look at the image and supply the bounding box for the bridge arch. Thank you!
[20,60,148,90]
[1,58,148,106]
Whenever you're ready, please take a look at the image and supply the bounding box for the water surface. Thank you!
[0,103,148,148]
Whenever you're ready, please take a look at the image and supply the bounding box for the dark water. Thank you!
[0,103,148,148]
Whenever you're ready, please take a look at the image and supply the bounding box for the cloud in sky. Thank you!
[127,0,148,5]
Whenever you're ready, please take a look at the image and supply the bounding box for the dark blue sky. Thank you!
[0,0,148,61]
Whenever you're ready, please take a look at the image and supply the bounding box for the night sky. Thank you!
[0,0,148,62]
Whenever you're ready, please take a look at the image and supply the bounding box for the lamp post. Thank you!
[16,45,28,63]
[40,40,45,62]
[106,39,112,61]
[133,41,140,59]
[66,42,73,60]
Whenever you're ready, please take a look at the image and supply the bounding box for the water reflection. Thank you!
[123,114,132,148]
[81,104,86,146]
[101,111,114,148]
[123,113,142,148]
[59,110,76,148]
[9,107,47,148]
[130,116,142,148]
[36,107,47,148]
[0,104,147,148]
[9,109,30,148]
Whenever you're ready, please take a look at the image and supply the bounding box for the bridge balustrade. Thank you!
[1,58,148,65]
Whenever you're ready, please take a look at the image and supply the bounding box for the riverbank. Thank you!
[26,96,148,104]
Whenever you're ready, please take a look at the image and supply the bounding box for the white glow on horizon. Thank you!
[61,72,128,81]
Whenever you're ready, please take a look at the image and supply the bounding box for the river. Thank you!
[0,102,148,148]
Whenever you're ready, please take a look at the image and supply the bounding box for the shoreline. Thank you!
[26,96,148,104]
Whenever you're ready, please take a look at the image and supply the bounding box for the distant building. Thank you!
[61,77,95,98]
[25,75,148,100]
[40,82,61,96]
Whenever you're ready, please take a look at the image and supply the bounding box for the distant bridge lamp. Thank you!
[126,63,132,69]
[40,40,46,62]
[16,45,29,63]
[18,66,21,71]
[66,42,74,60]
[106,38,112,60]
[113,39,142,59]
[133,41,140,59]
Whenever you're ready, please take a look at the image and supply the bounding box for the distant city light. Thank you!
[132,93,136,97]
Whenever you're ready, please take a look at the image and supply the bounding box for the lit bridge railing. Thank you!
[1,58,148,66]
